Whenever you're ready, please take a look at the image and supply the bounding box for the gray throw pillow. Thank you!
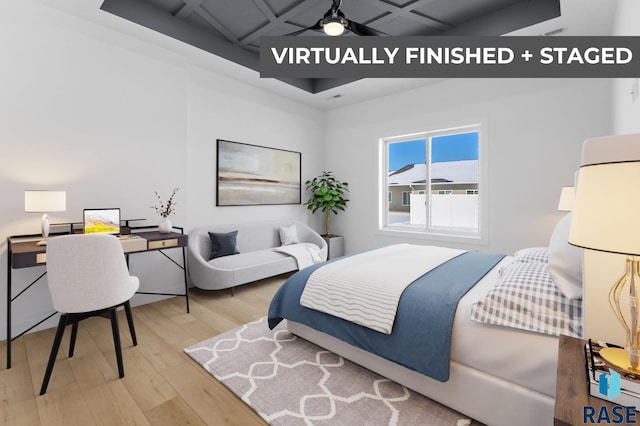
[208,231,239,259]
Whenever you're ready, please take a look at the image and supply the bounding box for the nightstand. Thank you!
[554,335,617,425]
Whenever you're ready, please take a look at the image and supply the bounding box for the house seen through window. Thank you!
[382,125,482,240]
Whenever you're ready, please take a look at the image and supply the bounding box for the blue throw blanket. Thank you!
[268,250,505,381]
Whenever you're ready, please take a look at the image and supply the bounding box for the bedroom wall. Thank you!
[611,0,640,134]
[0,0,323,340]
[323,78,612,256]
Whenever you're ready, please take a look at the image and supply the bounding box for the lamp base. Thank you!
[600,347,640,373]
[41,213,50,239]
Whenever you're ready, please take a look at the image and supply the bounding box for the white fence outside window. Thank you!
[409,194,478,231]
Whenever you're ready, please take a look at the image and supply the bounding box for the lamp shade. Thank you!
[569,161,640,256]
[557,186,575,211]
[24,190,66,213]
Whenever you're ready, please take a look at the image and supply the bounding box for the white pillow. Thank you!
[548,213,583,300]
[278,224,299,246]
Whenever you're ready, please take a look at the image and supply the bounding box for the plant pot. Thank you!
[322,235,344,259]
[158,217,172,233]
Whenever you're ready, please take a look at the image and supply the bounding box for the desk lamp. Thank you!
[24,190,66,239]
[569,161,640,372]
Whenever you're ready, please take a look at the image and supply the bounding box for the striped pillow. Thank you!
[470,261,582,337]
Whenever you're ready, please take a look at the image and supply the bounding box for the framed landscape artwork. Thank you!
[216,139,301,206]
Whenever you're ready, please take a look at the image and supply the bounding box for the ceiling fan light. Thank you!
[323,17,346,36]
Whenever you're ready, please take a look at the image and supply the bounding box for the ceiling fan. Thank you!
[285,0,388,37]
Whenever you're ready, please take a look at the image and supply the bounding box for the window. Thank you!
[380,124,485,243]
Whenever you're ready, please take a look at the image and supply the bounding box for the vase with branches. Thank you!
[304,171,349,237]
[151,188,179,232]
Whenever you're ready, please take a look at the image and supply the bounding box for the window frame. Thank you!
[378,122,488,246]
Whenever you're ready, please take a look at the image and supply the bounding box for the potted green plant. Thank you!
[304,171,349,258]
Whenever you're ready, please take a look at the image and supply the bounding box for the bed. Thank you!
[268,226,583,426]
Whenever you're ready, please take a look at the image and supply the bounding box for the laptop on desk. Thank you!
[83,208,121,235]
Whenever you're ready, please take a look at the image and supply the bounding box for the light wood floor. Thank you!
[0,275,289,425]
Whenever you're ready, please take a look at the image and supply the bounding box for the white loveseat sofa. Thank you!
[187,219,328,291]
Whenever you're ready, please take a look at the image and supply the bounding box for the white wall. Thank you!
[612,0,640,134]
[0,1,323,340]
[324,78,612,255]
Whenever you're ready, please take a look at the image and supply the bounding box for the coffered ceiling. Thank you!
[100,0,563,93]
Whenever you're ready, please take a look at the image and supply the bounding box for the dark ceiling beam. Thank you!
[174,0,241,46]
[365,0,452,32]
[443,0,561,36]
[312,77,362,94]
[194,7,241,46]
[252,0,277,21]
[174,0,205,19]
[239,1,316,46]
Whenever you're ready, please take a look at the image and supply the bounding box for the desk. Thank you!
[5,228,189,369]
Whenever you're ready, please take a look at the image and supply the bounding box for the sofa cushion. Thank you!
[208,248,290,269]
[208,231,239,259]
[207,248,298,286]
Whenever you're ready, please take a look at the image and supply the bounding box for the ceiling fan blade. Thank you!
[347,20,388,36]
[283,21,322,36]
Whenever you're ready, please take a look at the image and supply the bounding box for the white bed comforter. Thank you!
[300,244,465,334]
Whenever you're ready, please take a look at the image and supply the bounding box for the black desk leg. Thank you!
[182,247,190,313]
[6,259,11,369]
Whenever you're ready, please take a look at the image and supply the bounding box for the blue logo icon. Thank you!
[599,369,621,399]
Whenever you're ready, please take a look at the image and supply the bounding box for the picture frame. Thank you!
[216,139,301,206]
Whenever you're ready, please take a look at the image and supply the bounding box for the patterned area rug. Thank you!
[185,317,475,425]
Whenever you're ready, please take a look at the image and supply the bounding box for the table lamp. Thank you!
[569,161,640,372]
[24,190,66,239]
[557,186,575,212]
